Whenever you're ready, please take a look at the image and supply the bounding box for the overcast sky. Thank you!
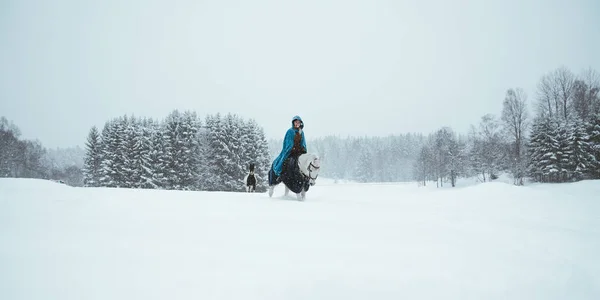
[1,0,599,149]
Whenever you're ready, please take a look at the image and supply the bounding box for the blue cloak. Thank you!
[272,116,306,176]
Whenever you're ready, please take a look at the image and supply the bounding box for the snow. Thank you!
[1,178,599,299]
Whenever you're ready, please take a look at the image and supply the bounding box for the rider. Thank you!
[268,115,307,193]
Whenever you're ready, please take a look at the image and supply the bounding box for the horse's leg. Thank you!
[297,189,306,201]
[268,185,274,197]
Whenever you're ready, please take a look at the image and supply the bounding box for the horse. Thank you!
[269,153,320,201]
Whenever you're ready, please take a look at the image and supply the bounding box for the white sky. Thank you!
[1,0,599,148]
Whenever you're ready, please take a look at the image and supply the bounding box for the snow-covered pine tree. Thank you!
[347,137,365,181]
[555,121,572,181]
[148,119,168,189]
[528,117,560,182]
[179,111,202,190]
[122,115,156,189]
[220,113,244,191]
[203,113,225,191]
[18,140,45,179]
[83,126,102,186]
[588,113,600,178]
[371,139,384,182]
[355,147,373,183]
[162,110,190,190]
[414,144,433,186]
[527,118,543,181]
[99,119,121,187]
[390,136,412,182]
[433,127,452,187]
[254,122,272,192]
[121,115,141,188]
[0,117,22,177]
[241,118,271,192]
[240,118,255,175]
[564,118,595,180]
[195,119,210,191]
[133,118,152,188]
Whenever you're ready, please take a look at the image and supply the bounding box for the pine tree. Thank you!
[588,113,600,178]
[527,119,543,181]
[565,119,595,180]
[0,118,22,177]
[555,122,571,181]
[203,114,225,191]
[83,126,102,186]
[98,116,129,187]
[148,119,168,189]
[253,123,272,192]
[241,119,271,192]
[162,110,186,190]
[220,113,244,191]
[121,116,141,188]
[99,120,118,187]
[179,111,201,190]
[240,119,256,174]
[528,117,560,182]
[355,148,373,183]
[196,121,211,191]
[414,145,433,186]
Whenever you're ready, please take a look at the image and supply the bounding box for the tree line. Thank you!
[0,117,46,178]
[4,66,599,188]
[275,134,425,183]
[0,116,83,184]
[413,66,600,186]
[82,110,271,192]
[296,66,599,187]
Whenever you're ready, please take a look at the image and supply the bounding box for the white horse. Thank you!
[270,153,321,201]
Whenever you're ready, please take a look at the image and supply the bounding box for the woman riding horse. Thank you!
[268,115,307,195]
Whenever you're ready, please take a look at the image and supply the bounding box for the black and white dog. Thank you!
[245,163,257,192]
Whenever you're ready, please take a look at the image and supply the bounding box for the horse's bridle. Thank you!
[307,161,320,181]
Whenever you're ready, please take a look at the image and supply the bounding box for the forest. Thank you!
[2,66,599,189]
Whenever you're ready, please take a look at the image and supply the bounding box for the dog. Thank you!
[245,163,257,192]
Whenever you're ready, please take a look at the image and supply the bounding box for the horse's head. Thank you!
[298,153,320,185]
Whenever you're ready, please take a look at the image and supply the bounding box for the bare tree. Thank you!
[536,67,575,121]
[555,67,575,120]
[573,80,592,120]
[470,114,505,182]
[501,88,529,185]
[574,68,600,119]
[537,73,558,119]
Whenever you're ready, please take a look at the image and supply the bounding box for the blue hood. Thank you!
[292,115,304,129]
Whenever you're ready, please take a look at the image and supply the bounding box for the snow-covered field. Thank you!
[1,178,599,300]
